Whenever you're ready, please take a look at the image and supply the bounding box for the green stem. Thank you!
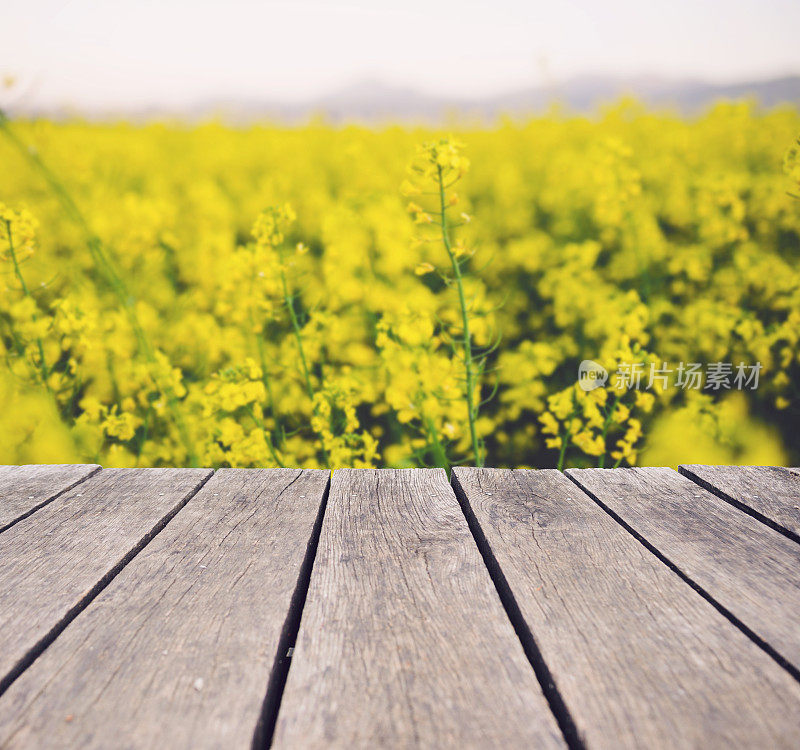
[255,332,283,444]
[437,165,482,467]
[425,415,450,472]
[598,392,622,468]
[557,424,572,472]
[248,273,283,445]
[4,219,51,393]
[278,253,330,467]
[0,111,198,467]
[245,404,284,467]
[136,405,153,467]
[2,316,26,360]
[280,266,314,401]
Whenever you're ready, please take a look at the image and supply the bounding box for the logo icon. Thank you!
[578,360,608,391]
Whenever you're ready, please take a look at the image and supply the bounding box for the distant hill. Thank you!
[482,74,800,115]
[13,74,800,123]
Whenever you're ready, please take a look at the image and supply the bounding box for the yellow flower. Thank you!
[400,179,421,196]
[252,204,296,248]
[634,391,655,413]
[539,411,560,436]
[573,430,605,456]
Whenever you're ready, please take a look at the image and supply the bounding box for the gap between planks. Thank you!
[0,469,331,750]
[449,471,584,750]
[455,467,800,749]
[0,465,101,534]
[0,469,214,698]
[567,468,800,684]
[271,468,567,749]
[4,465,799,749]
[679,464,800,545]
[252,474,331,749]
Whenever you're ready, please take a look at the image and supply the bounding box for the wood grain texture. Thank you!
[568,467,800,676]
[679,464,800,542]
[273,468,565,749]
[0,468,328,750]
[453,467,800,749]
[0,467,211,694]
[0,464,100,532]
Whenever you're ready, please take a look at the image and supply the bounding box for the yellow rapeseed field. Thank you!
[1,101,799,469]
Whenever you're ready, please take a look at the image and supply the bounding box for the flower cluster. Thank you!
[538,338,658,467]
[0,105,798,469]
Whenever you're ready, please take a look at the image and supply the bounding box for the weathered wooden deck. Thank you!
[0,465,799,748]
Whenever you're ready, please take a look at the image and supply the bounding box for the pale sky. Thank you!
[3,0,800,109]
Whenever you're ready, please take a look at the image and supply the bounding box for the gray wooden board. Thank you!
[452,467,800,749]
[272,468,566,749]
[0,467,211,694]
[568,467,800,676]
[679,464,800,542]
[0,464,100,531]
[0,468,329,749]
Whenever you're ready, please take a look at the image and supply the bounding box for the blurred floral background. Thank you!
[2,1,800,469]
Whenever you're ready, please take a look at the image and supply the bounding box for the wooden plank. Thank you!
[0,464,100,532]
[568,467,800,677]
[679,464,800,543]
[453,468,800,748]
[0,469,328,750]
[0,467,211,695]
[272,469,566,749]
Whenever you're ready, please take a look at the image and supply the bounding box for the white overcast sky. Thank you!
[3,0,800,109]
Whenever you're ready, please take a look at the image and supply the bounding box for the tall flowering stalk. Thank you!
[0,110,198,467]
[252,204,330,467]
[252,204,314,397]
[404,137,486,466]
[1,204,51,392]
